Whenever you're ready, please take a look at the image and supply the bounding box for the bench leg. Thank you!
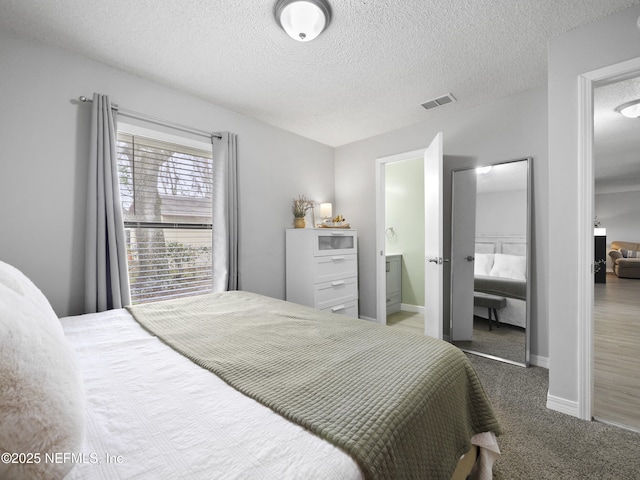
[487,308,501,331]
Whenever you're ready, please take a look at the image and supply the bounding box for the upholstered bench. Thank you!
[473,292,507,331]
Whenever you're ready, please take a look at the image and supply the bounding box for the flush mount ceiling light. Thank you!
[476,166,492,175]
[615,99,640,118]
[275,0,331,42]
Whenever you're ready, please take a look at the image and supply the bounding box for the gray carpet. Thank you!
[467,354,640,479]
[453,317,525,364]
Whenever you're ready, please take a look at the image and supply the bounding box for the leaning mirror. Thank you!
[449,158,531,367]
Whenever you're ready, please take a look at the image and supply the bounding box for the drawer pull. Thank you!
[331,256,345,261]
[331,232,345,236]
[331,305,346,312]
[331,280,345,287]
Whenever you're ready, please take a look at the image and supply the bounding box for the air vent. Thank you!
[420,93,456,110]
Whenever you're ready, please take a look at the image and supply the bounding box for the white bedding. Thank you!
[60,309,363,480]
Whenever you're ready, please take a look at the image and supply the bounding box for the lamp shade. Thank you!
[275,0,331,42]
[320,202,332,218]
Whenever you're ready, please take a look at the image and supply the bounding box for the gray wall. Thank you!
[335,86,549,361]
[548,4,640,409]
[0,29,335,317]
[595,189,640,270]
[476,190,527,237]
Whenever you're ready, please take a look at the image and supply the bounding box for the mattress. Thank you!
[60,309,363,480]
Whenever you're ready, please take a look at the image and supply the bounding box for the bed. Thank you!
[0,260,501,480]
[473,235,527,328]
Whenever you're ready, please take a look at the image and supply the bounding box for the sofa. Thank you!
[609,241,640,279]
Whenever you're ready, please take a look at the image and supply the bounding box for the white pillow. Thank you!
[0,260,85,480]
[489,253,527,280]
[474,253,495,276]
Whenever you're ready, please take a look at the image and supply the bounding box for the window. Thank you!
[117,132,213,304]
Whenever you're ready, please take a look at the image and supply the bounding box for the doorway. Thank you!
[592,73,640,432]
[577,56,640,425]
[383,156,425,329]
[375,148,425,328]
[374,133,444,338]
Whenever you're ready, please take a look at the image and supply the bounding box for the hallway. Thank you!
[594,272,640,432]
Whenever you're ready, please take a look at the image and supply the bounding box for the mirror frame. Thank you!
[449,157,531,367]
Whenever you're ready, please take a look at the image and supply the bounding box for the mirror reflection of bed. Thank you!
[450,159,531,367]
[455,236,527,364]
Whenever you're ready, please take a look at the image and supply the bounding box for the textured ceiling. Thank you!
[0,0,639,146]
[594,76,640,194]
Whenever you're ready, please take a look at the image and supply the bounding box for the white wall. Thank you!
[548,5,640,410]
[476,190,527,237]
[335,86,548,359]
[0,29,334,317]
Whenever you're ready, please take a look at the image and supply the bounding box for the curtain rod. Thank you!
[79,96,222,141]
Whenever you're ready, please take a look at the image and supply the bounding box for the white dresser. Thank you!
[285,228,358,318]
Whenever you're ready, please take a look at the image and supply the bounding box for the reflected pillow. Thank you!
[489,253,526,280]
[474,253,494,276]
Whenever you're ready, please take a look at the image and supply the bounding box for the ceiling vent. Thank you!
[420,93,456,110]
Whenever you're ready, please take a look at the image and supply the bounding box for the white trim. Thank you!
[576,56,640,421]
[529,354,549,369]
[358,315,377,323]
[577,73,594,421]
[118,122,213,152]
[375,149,425,325]
[400,303,425,314]
[546,393,580,418]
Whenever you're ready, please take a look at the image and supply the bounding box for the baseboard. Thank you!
[546,393,580,417]
[400,303,425,314]
[359,315,378,323]
[529,354,549,369]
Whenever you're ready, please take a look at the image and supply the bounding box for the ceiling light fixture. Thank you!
[615,99,640,118]
[275,0,331,42]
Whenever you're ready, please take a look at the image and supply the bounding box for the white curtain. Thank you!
[85,93,131,312]
[212,132,239,291]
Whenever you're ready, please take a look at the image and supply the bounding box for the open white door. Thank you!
[450,168,477,341]
[424,132,444,339]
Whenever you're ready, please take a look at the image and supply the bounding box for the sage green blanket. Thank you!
[127,291,500,480]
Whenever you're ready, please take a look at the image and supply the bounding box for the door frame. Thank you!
[375,148,426,325]
[577,56,640,420]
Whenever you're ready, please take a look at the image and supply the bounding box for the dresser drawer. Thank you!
[313,278,358,310]
[321,300,358,318]
[313,254,357,283]
[313,230,357,256]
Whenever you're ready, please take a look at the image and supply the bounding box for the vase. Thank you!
[294,217,305,229]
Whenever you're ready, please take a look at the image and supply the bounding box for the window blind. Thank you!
[116,132,214,304]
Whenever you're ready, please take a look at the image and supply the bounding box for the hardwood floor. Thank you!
[594,272,640,432]
[386,310,424,335]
